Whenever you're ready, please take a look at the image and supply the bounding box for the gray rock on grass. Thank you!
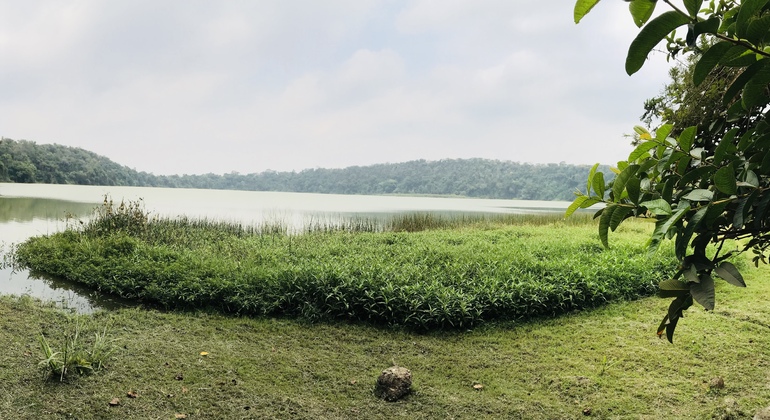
[375,366,412,402]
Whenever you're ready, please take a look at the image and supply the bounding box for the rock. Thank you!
[375,366,412,402]
[755,406,770,420]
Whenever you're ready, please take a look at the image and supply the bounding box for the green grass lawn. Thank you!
[1,259,768,419]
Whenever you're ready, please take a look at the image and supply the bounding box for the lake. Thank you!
[0,183,573,312]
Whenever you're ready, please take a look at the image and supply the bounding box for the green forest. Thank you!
[0,138,608,201]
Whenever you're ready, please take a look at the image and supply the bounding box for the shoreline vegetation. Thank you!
[13,198,678,330]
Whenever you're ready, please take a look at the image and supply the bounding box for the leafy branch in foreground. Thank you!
[572,0,770,342]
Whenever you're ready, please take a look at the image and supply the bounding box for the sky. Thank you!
[0,0,675,176]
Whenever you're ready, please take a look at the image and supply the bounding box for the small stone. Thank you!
[375,365,412,402]
[108,398,120,407]
[583,407,592,416]
[709,377,725,389]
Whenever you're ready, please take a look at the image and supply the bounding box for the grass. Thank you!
[0,259,768,419]
[14,209,678,330]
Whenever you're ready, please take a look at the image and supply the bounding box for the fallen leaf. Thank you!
[127,391,138,398]
[182,387,188,393]
[473,383,484,390]
[108,398,120,407]
[349,379,357,385]
[175,414,187,419]
[583,407,592,416]
[199,351,209,356]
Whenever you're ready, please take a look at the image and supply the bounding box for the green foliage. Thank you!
[14,209,676,331]
[0,138,606,201]
[38,316,116,381]
[573,0,770,342]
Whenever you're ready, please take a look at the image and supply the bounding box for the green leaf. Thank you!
[629,0,658,27]
[714,166,737,195]
[720,45,751,65]
[566,196,589,218]
[641,198,672,215]
[655,124,674,142]
[626,11,692,75]
[658,278,690,298]
[587,163,600,194]
[676,205,707,260]
[689,274,715,310]
[679,166,716,189]
[658,294,693,343]
[714,128,740,164]
[634,125,652,138]
[761,150,770,174]
[724,58,766,105]
[649,206,689,252]
[677,126,697,152]
[610,206,633,231]
[742,60,770,109]
[681,189,713,201]
[694,42,733,86]
[745,170,759,187]
[683,0,703,17]
[612,164,640,203]
[599,204,616,248]
[736,0,770,39]
[683,264,700,283]
[628,141,659,162]
[704,201,729,227]
[626,176,642,205]
[579,197,602,209]
[693,16,720,36]
[746,13,770,44]
[574,0,602,23]
[592,171,606,198]
[754,191,770,229]
[714,261,746,287]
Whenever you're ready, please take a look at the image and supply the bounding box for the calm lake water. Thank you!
[0,183,572,312]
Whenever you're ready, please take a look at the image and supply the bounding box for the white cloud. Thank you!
[0,0,675,175]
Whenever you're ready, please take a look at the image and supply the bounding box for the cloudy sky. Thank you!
[0,1,673,176]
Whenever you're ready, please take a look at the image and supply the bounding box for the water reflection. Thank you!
[1,266,137,313]
[0,195,121,312]
[0,196,95,223]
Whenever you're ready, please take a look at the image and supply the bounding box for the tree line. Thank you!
[0,137,607,201]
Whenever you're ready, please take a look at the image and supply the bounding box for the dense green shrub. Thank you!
[15,210,678,330]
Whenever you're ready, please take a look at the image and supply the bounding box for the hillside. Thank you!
[0,138,609,201]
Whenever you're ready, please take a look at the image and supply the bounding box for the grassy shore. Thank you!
[14,202,678,330]
[0,260,768,419]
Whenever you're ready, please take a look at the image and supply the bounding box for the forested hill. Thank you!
[0,138,610,201]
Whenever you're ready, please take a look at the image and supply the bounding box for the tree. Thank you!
[570,0,770,342]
